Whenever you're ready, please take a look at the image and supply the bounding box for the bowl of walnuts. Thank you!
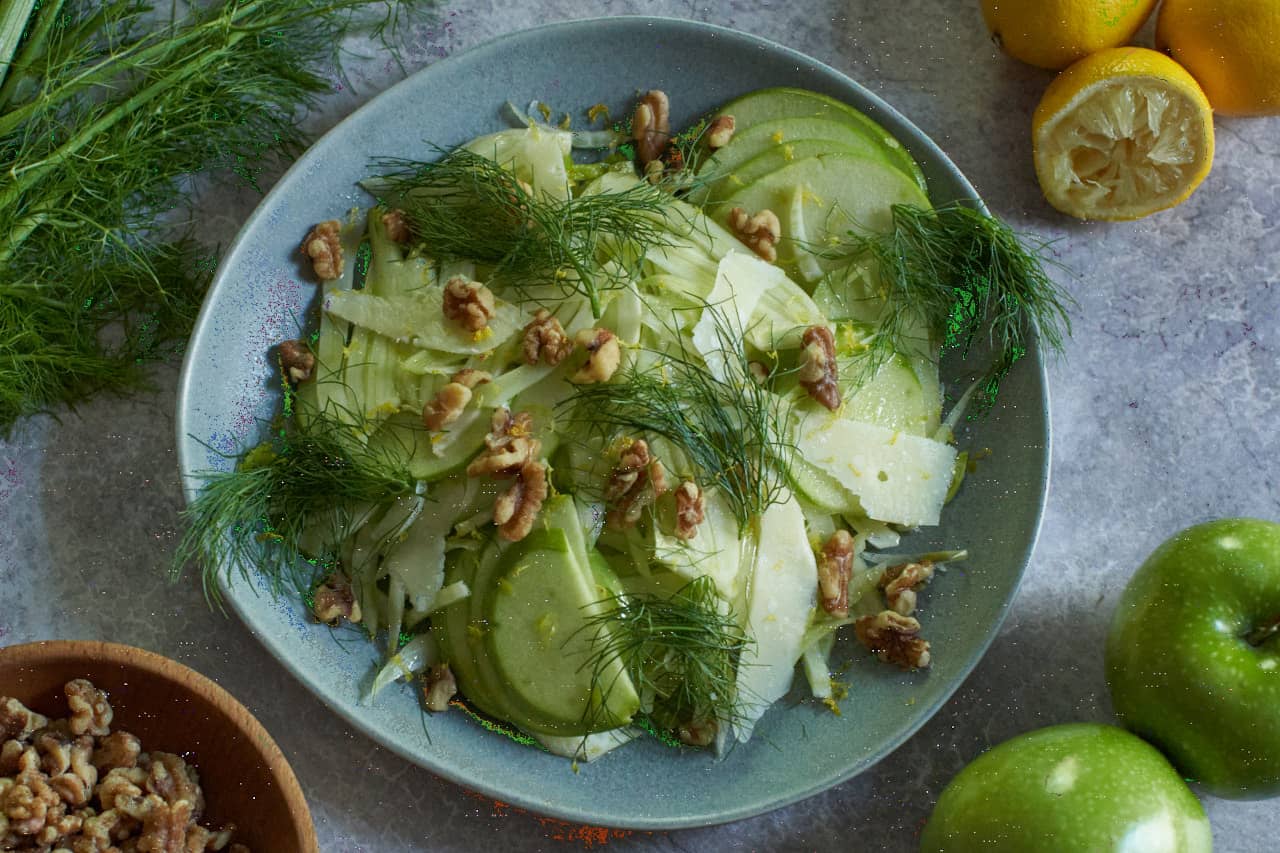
[0,640,317,852]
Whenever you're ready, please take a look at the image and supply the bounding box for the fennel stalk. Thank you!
[0,0,427,432]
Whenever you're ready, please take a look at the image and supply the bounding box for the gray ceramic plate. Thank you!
[176,17,1049,830]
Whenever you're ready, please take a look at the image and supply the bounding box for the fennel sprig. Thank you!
[819,202,1073,410]
[578,576,750,742]
[369,149,678,316]
[0,0,425,432]
[562,303,793,531]
[173,411,420,603]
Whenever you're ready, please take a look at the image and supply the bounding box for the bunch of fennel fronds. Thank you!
[0,0,426,432]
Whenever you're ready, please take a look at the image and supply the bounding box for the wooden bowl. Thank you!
[0,640,318,852]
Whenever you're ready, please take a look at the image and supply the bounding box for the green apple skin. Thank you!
[1107,518,1280,799]
[920,723,1212,852]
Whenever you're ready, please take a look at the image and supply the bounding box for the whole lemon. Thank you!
[1157,0,1280,115]
[981,0,1159,70]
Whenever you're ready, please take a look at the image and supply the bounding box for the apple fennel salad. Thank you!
[177,88,1070,760]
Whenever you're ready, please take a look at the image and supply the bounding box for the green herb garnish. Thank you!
[0,0,423,432]
[563,303,793,531]
[173,409,421,603]
[820,202,1073,410]
[578,576,750,743]
[369,149,679,316]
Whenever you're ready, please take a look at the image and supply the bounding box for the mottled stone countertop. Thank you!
[2,1,1277,850]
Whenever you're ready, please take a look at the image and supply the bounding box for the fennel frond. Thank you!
[817,202,1074,410]
[369,148,680,316]
[577,576,751,743]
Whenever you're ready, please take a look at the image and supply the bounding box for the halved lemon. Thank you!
[1032,47,1214,221]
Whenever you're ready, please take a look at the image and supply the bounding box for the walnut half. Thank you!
[423,664,457,713]
[422,369,490,431]
[381,208,411,243]
[442,276,496,333]
[492,460,548,542]
[522,309,574,366]
[466,408,541,478]
[300,220,343,281]
[631,89,671,167]
[0,699,47,742]
[673,481,705,541]
[277,339,315,385]
[571,328,621,384]
[605,439,667,529]
[64,681,112,739]
[879,559,936,616]
[728,207,781,263]
[854,610,931,670]
[705,115,736,149]
[312,574,362,626]
[818,530,854,618]
[799,325,840,411]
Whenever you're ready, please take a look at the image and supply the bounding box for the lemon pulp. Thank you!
[1032,48,1213,221]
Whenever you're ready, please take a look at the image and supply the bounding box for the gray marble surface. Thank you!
[2,1,1278,850]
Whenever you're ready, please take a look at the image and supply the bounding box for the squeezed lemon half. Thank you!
[1032,47,1214,221]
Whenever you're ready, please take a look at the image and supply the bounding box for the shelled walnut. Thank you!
[300,220,343,281]
[0,682,249,852]
[854,610,932,670]
[605,439,667,529]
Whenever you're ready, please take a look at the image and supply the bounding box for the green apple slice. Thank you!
[712,87,927,192]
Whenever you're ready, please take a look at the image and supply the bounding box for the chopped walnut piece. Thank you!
[423,383,471,431]
[728,206,781,263]
[854,610,931,670]
[466,408,541,478]
[2,770,60,836]
[442,276,496,333]
[879,559,936,616]
[92,732,141,774]
[42,804,83,843]
[136,795,193,853]
[631,89,671,166]
[65,681,112,739]
[706,115,736,149]
[422,368,491,431]
[381,208,411,243]
[0,739,25,775]
[747,361,770,386]
[276,339,315,384]
[36,732,72,777]
[676,718,717,748]
[300,220,343,281]
[312,573,362,626]
[493,461,548,542]
[570,328,621,384]
[798,326,840,411]
[643,158,666,185]
[77,809,125,851]
[47,736,96,807]
[818,530,855,618]
[673,481,705,541]
[97,767,147,815]
[422,663,458,713]
[605,439,667,529]
[145,753,202,818]
[521,309,574,366]
[0,698,48,741]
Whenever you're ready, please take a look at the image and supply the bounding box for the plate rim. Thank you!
[175,14,1051,830]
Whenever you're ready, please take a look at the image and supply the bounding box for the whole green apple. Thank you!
[1107,517,1280,798]
[920,723,1212,852]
